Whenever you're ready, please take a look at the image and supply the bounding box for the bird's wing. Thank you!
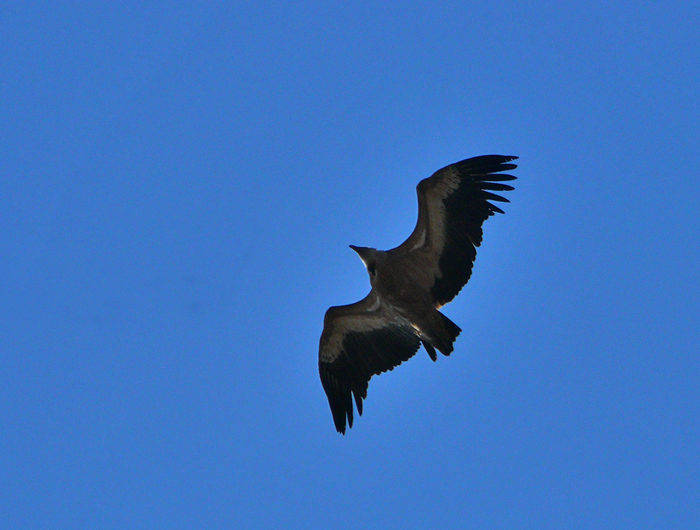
[392,155,517,307]
[318,291,422,434]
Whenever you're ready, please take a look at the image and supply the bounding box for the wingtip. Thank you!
[333,413,348,434]
[493,154,518,171]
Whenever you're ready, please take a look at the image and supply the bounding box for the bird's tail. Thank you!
[422,311,462,360]
[437,312,462,355]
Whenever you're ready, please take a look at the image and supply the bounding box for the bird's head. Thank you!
[349,245,379,276]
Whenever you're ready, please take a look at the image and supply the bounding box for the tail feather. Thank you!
[418,311,463,360]
[425,312,462,357]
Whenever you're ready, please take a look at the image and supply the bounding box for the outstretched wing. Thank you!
[319,291,422,434]
[392,154,517,307]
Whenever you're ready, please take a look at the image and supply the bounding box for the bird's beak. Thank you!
[349,245,371,269]
[349,245,365,259]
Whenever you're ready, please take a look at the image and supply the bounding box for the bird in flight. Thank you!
[318,154,517,434]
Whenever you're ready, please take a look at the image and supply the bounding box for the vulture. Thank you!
[319,154,517,434]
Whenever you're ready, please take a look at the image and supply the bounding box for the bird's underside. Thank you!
[319,154,517,433]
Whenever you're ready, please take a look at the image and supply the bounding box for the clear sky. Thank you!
[2,2,699,529]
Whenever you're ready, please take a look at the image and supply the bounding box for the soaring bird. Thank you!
[319,154,517,434]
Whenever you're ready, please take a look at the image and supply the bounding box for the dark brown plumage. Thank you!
[319,154,517,433]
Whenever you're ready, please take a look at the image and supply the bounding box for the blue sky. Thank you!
[2,2,699,528]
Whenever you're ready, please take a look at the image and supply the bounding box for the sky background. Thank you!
[2,2,699,529]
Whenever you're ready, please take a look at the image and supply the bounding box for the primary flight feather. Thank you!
[319,154,517,433]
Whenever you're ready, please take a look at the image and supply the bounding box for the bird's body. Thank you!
[319,155,517,433]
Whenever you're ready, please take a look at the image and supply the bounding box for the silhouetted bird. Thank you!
[318,154,517,434]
